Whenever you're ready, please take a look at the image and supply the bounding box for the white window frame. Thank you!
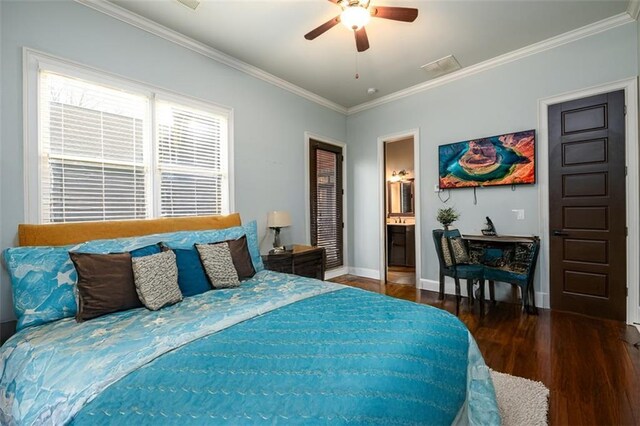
[23,48,234,223]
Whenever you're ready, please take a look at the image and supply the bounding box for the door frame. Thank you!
[304,131,349,279]
[537,77,639,326]
[377,129,422,287]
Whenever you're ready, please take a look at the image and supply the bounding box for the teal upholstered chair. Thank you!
[483,238,540,314]
[432,229,486,316]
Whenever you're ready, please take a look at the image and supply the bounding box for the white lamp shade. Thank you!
[267,211,291,228]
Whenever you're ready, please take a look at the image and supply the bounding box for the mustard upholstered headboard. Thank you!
[18,213,242,247]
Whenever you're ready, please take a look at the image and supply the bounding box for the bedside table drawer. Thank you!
[262,247,326,281]
[262,254,294,274]
[292,250,325,280]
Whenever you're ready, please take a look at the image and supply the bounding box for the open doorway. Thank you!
[384,137,416,286]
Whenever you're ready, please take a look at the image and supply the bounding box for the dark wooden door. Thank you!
[548,90,626,321]
[309,140,344,270]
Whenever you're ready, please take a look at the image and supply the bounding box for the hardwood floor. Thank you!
[386,266,416,286]
[331,274,640,426]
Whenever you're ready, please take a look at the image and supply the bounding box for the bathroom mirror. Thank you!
[388,180,414,215]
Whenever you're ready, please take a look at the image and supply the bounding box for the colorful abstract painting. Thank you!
[438,130,535,189]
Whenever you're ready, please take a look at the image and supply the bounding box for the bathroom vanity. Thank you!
[387,223,415,267]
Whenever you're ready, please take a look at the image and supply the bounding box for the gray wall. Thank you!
[346,22,638,303]
[0,1,346,321]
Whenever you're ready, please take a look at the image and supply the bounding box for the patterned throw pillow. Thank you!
[132,251,182,311]
[511,243,534,273]
[195,243,240,289]
[3,245,78,331]
[441,236,470,267]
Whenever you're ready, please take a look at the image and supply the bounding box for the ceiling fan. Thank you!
[304,0,418,52]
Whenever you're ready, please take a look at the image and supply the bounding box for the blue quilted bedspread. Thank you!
[0,271,499,425]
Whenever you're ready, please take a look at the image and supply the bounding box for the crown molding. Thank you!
[347,12,635,115]
[73,1,634,117]
[628,0,640,20]
[74,0,348,115]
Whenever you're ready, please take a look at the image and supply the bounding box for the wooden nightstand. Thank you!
[262,245,326,281]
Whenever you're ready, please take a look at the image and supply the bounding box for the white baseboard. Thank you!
[419,278,550,309]
[348,267,380,280]
[324,266,349,280]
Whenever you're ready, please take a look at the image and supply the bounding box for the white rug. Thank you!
[490,370,549,426]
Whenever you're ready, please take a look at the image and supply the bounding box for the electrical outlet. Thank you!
[434,184,441,193]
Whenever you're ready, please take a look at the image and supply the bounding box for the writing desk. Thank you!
[462,234,540,314]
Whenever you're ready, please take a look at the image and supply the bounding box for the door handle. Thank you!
[553,230,569,237]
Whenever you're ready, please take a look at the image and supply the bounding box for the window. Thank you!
[156,100,227,218]
[309,139,344,269]
[30,60,230,224]
[40,72,149,222]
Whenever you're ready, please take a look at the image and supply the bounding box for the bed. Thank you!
[0,214,500,425]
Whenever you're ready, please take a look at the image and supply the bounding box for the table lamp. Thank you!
[267,211,291,253]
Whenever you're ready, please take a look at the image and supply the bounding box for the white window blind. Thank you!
[156,100,227,217]
[36,66,230,224]
[40,71,149,223]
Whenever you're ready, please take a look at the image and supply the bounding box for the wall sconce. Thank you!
[389,169,409,182]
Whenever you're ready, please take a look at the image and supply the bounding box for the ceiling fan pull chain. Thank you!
[354,49,358,79]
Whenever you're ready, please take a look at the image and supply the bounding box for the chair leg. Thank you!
[466,279,474,306]
[479,278,485,317]
[438,270,445,300]
[528,281,538,314]
[521,284,529,313]
[454,277,461,316]
[489,280,496,305]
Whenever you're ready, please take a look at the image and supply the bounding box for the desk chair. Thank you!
[432,229,486,316]
[483,238,540,314]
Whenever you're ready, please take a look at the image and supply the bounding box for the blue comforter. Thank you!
[0,271,499,425]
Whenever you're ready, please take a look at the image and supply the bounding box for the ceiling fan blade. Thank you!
[304,15,341,40]
[371,6,418,22]
[355,27,369,52]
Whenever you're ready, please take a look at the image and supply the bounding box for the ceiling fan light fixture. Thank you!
[340,6,370,30]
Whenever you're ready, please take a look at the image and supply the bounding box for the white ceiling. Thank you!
[109,0,629,108]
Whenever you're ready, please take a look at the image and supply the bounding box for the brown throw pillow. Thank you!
[69,252,142,322]
[227,236,256,280]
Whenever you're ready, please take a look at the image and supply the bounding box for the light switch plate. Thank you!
[512,209,525,220]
